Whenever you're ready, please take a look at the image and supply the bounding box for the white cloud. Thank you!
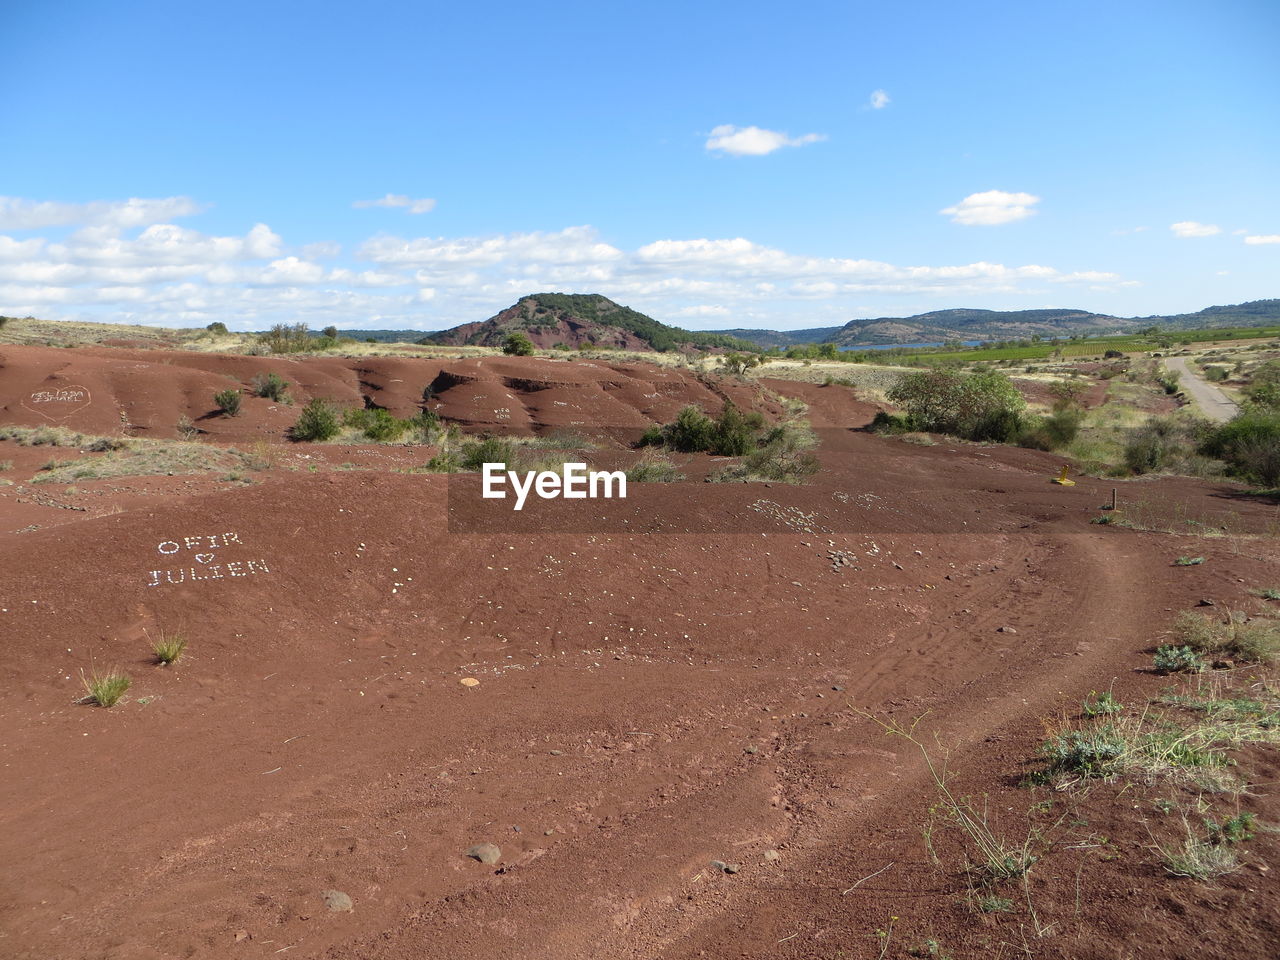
[0,196,203,230]
[704,125,826,157]
[1244,234,1280,245]
[353,194,437,214]
[1170,221,1221,238]
[360,226,623,267]
[869,89,891,109]
[674,304,730,317]
[51,222,283,267]
[941,190,1040,226]
[0,199,1126,331]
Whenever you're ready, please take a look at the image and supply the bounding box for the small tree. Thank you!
[206,321,229,335]
[887,370,1026,442]
[322,325,339,339]
[721,353,760,376]
[214,389,242,417]
[503,332,535,356]
[291,398,340,441]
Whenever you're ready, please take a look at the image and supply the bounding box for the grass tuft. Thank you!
[151,632,187,665]
[80,668,131,707]
[1157,831,1239,881]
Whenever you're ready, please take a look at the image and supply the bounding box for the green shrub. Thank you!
[251,371,290,401]
[708,401,757,456]
[869,410,911,434]
[1154,645,1205,674]
[344,407,408,442]
[1200,410,1280,487]
[291,398,340,441]
[214,389,242,417]
[713,421,819,483]
[666,406,715,452]
[322,325,339,339]
[206,321,228,335]
[1205,812,1256,845]
[1243,360,1280,409]
[1041,724,1127,776]
[1123,416,1201,475]
[259,322,314,354]
[423,450,461,472]
[1083,691,1123,716]
[459,435,515,471]
[637,425,664,447]
[503,332,535,356]
[886,370,1026,442]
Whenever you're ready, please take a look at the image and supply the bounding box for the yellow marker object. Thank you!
[1053,464,1076,486]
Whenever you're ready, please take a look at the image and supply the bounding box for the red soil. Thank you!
[1,344,1278,960]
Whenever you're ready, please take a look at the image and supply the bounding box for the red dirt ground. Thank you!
[1,344,1278,960]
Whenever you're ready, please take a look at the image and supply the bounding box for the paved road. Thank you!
[1163,356,1240,422]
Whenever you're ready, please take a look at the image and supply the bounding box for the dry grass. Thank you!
[0,426,269,484]
[1172,609,1280,665]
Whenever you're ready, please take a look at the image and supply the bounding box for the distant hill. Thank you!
[419,293,753,352]
[709,299,1280,348]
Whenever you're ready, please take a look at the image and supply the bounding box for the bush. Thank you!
[637,425,664,447]
[1243,360,1280,409]
[343,407,408,442]
[251,371,289,401]
[260,322,314,354]
[886,370,1026,442]
[666,406,715,452]
[869,411,911,434]
[322,325,339,339]
[214,389,242,417]
[1123,416,1202,475]
[503,332,535,356]
[1041,724,1127,776]
[1083,691,1123,716]
[291,398,340,441]
[713,421,819,483]
[459,435,515,471]
[1200,410,1280,487]
[708,401,757,456]
[206,321,228,335]
[1154,645,1205,674]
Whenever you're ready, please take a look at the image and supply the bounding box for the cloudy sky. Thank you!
[2,0,1277,332]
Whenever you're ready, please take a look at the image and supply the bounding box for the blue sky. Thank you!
[1,0,1277,331]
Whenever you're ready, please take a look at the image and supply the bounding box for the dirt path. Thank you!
[1163,356,1240,422]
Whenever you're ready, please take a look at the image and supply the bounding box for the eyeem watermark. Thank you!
[481,462,626,511]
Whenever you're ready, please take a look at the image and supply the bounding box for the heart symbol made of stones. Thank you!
[20,383,94,423]
[195,553,215,564]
